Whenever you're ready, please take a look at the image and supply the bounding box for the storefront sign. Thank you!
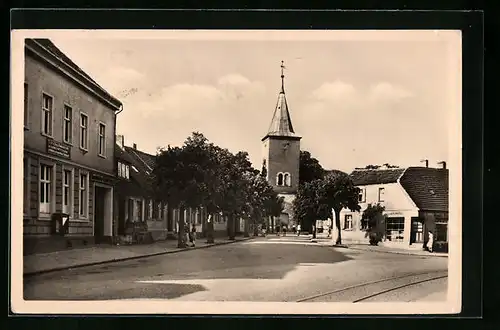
[385,211,403,216]
[91,173,116,185]
[46,139,71,159]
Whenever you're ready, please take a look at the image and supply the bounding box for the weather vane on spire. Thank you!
[281,60,286,93]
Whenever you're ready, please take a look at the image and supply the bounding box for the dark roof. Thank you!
[324,169,348,177]
[116,145,157,197]
[400,167,449,212]
[124,146,157,172]
[28,38,122,109]
[349,168,406,186]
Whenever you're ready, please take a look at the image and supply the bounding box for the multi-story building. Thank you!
[339,163,449,251]
[23,39,122,254]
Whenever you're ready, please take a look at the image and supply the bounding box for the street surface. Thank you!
[24,236,448,302]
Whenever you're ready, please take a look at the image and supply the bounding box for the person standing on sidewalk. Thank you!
[190,223,197,247]
[297,224,301,236]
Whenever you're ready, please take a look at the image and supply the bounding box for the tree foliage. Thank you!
[154,132,283,244]
[299,151,325,185]
[293,170,361,244]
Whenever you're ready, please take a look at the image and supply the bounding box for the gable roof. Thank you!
[116,145,157,197]
[124,146,157,172]
[350,168,406,186]
[399,167,449,212]
[27,38,122,110]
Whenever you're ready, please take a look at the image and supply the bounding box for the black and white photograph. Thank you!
[11,29,462,314]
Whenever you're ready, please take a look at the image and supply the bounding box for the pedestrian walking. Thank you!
[276,225,280,236]
[427,230,434,253]
[189,223,197,247]
[297,224,301,236]
[283,226,287,236]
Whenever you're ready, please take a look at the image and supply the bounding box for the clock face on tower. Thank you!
[282,141,290,151]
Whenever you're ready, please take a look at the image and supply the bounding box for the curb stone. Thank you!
[24,237,255,277]
[345,245,448,258]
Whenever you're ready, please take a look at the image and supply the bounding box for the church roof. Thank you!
[262,61,301,141]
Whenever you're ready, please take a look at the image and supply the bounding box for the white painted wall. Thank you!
[339,182,419,245]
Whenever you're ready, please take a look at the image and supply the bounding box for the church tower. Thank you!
[261,61,301,227]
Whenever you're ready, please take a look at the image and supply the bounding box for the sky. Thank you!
[49,30,460,173]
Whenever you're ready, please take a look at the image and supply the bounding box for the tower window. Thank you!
[277,173,284,186]
[284,173,291,186]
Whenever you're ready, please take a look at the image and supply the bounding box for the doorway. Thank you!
[94,186,106,243]
[94,184,113,243]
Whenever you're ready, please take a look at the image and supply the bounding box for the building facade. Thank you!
[261,62,301,230]
[339,165,449,251]
[23,39,122,253]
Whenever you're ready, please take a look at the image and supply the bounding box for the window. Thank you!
[41,93,53,136]
[284,173,291,186]
[411,218,424,243]
[385,217,405,242]
[63,105,73,144]
[117,162,130,179]
[24,83,29,128]
[63,169,72,215]
[378,187,385,202]
[358,188,366,203]
[435,216,448,242]
[277,173,283,186]
[98,123,106,157]
[148,200,153,219]
[39,164,53,214]
[23,157,30,215]
[157,202,162,220]
[344,215,353,230]
[80,113,88,150]
[79,172,88,218]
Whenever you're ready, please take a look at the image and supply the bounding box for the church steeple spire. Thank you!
[262,61,301,141]
[281,60,285,93]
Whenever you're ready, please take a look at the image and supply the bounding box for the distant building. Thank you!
[23,39,122,254]
[339,164,449,250]
[261,61,301,229]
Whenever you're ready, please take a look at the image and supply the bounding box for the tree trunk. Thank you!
[228,213,236,240]
[311,219,316,239]
[334,208,342,245]
[177,207,187,248]
[206,212,215,244]
[243,217,250,237]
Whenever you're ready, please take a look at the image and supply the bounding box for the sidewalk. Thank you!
[339,244,448,258]
[24,236,254,276]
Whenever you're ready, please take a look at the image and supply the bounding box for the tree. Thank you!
[362,203,386,245]
[154,132,218,248]
[293,179,323,239]
[316,172,361,245]
[299,151,325,185]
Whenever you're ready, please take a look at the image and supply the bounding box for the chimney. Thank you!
[116,134,125,150]
[420,159,429,168]
[133,143,137,150]
[437,161,447,169]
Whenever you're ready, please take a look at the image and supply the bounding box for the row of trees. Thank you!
[294,151,361,245]
[153,132,284,248]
